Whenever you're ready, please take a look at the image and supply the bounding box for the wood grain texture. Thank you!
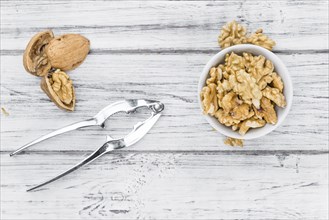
[1,152,328,219]
[1,0,328,219]
[1,53,328,151]
[0,1,328,52]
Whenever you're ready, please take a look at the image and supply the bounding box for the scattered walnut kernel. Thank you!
[218,21,276,51]
[224,137,244,147]
[1,107,9,116]
[218,21,247,49]
[201,52,286,137]
[247,29,276,51]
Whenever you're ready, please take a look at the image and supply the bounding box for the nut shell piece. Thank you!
[23,30,54,76]
[40,70,75,111]
[46,34,90,71]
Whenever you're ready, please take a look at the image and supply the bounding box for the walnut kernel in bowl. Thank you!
[200,51,286,136]
[198,44,293,140]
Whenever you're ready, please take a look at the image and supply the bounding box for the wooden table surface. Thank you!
[1,1,328,219]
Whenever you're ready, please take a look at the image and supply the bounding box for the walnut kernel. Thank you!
[41,69,75,111]
[224,137,244,147]
[218,21,247,49]
[262,87,286,107]
[247,29,276,51]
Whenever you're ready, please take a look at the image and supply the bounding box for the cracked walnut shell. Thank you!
[23,30,90,112]
[23,31,90,76]
[23,30,54,77]
[41,69,75,111]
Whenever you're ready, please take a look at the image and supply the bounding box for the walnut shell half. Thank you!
[23,30,54,76]
[41,69,75,111]
[46,34,90,71]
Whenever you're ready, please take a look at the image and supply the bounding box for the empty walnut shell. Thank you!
[46,34,90,71]
[40,70,75,111]
[23,30,54,76]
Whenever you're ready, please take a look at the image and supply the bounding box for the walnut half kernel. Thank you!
[41,69,75,111]
[218,20,247,49]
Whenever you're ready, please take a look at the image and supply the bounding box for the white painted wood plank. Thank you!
[1,1,328,51]
[1,53,328,151]
[1,1,328,219]
[1,152,328,219]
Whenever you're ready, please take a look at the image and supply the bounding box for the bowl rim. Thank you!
[197,44,293,140]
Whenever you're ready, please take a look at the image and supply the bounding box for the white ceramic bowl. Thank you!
[198,44,293,140]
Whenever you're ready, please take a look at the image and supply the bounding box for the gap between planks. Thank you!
[1,49,329,56]
[1,150,328,156]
